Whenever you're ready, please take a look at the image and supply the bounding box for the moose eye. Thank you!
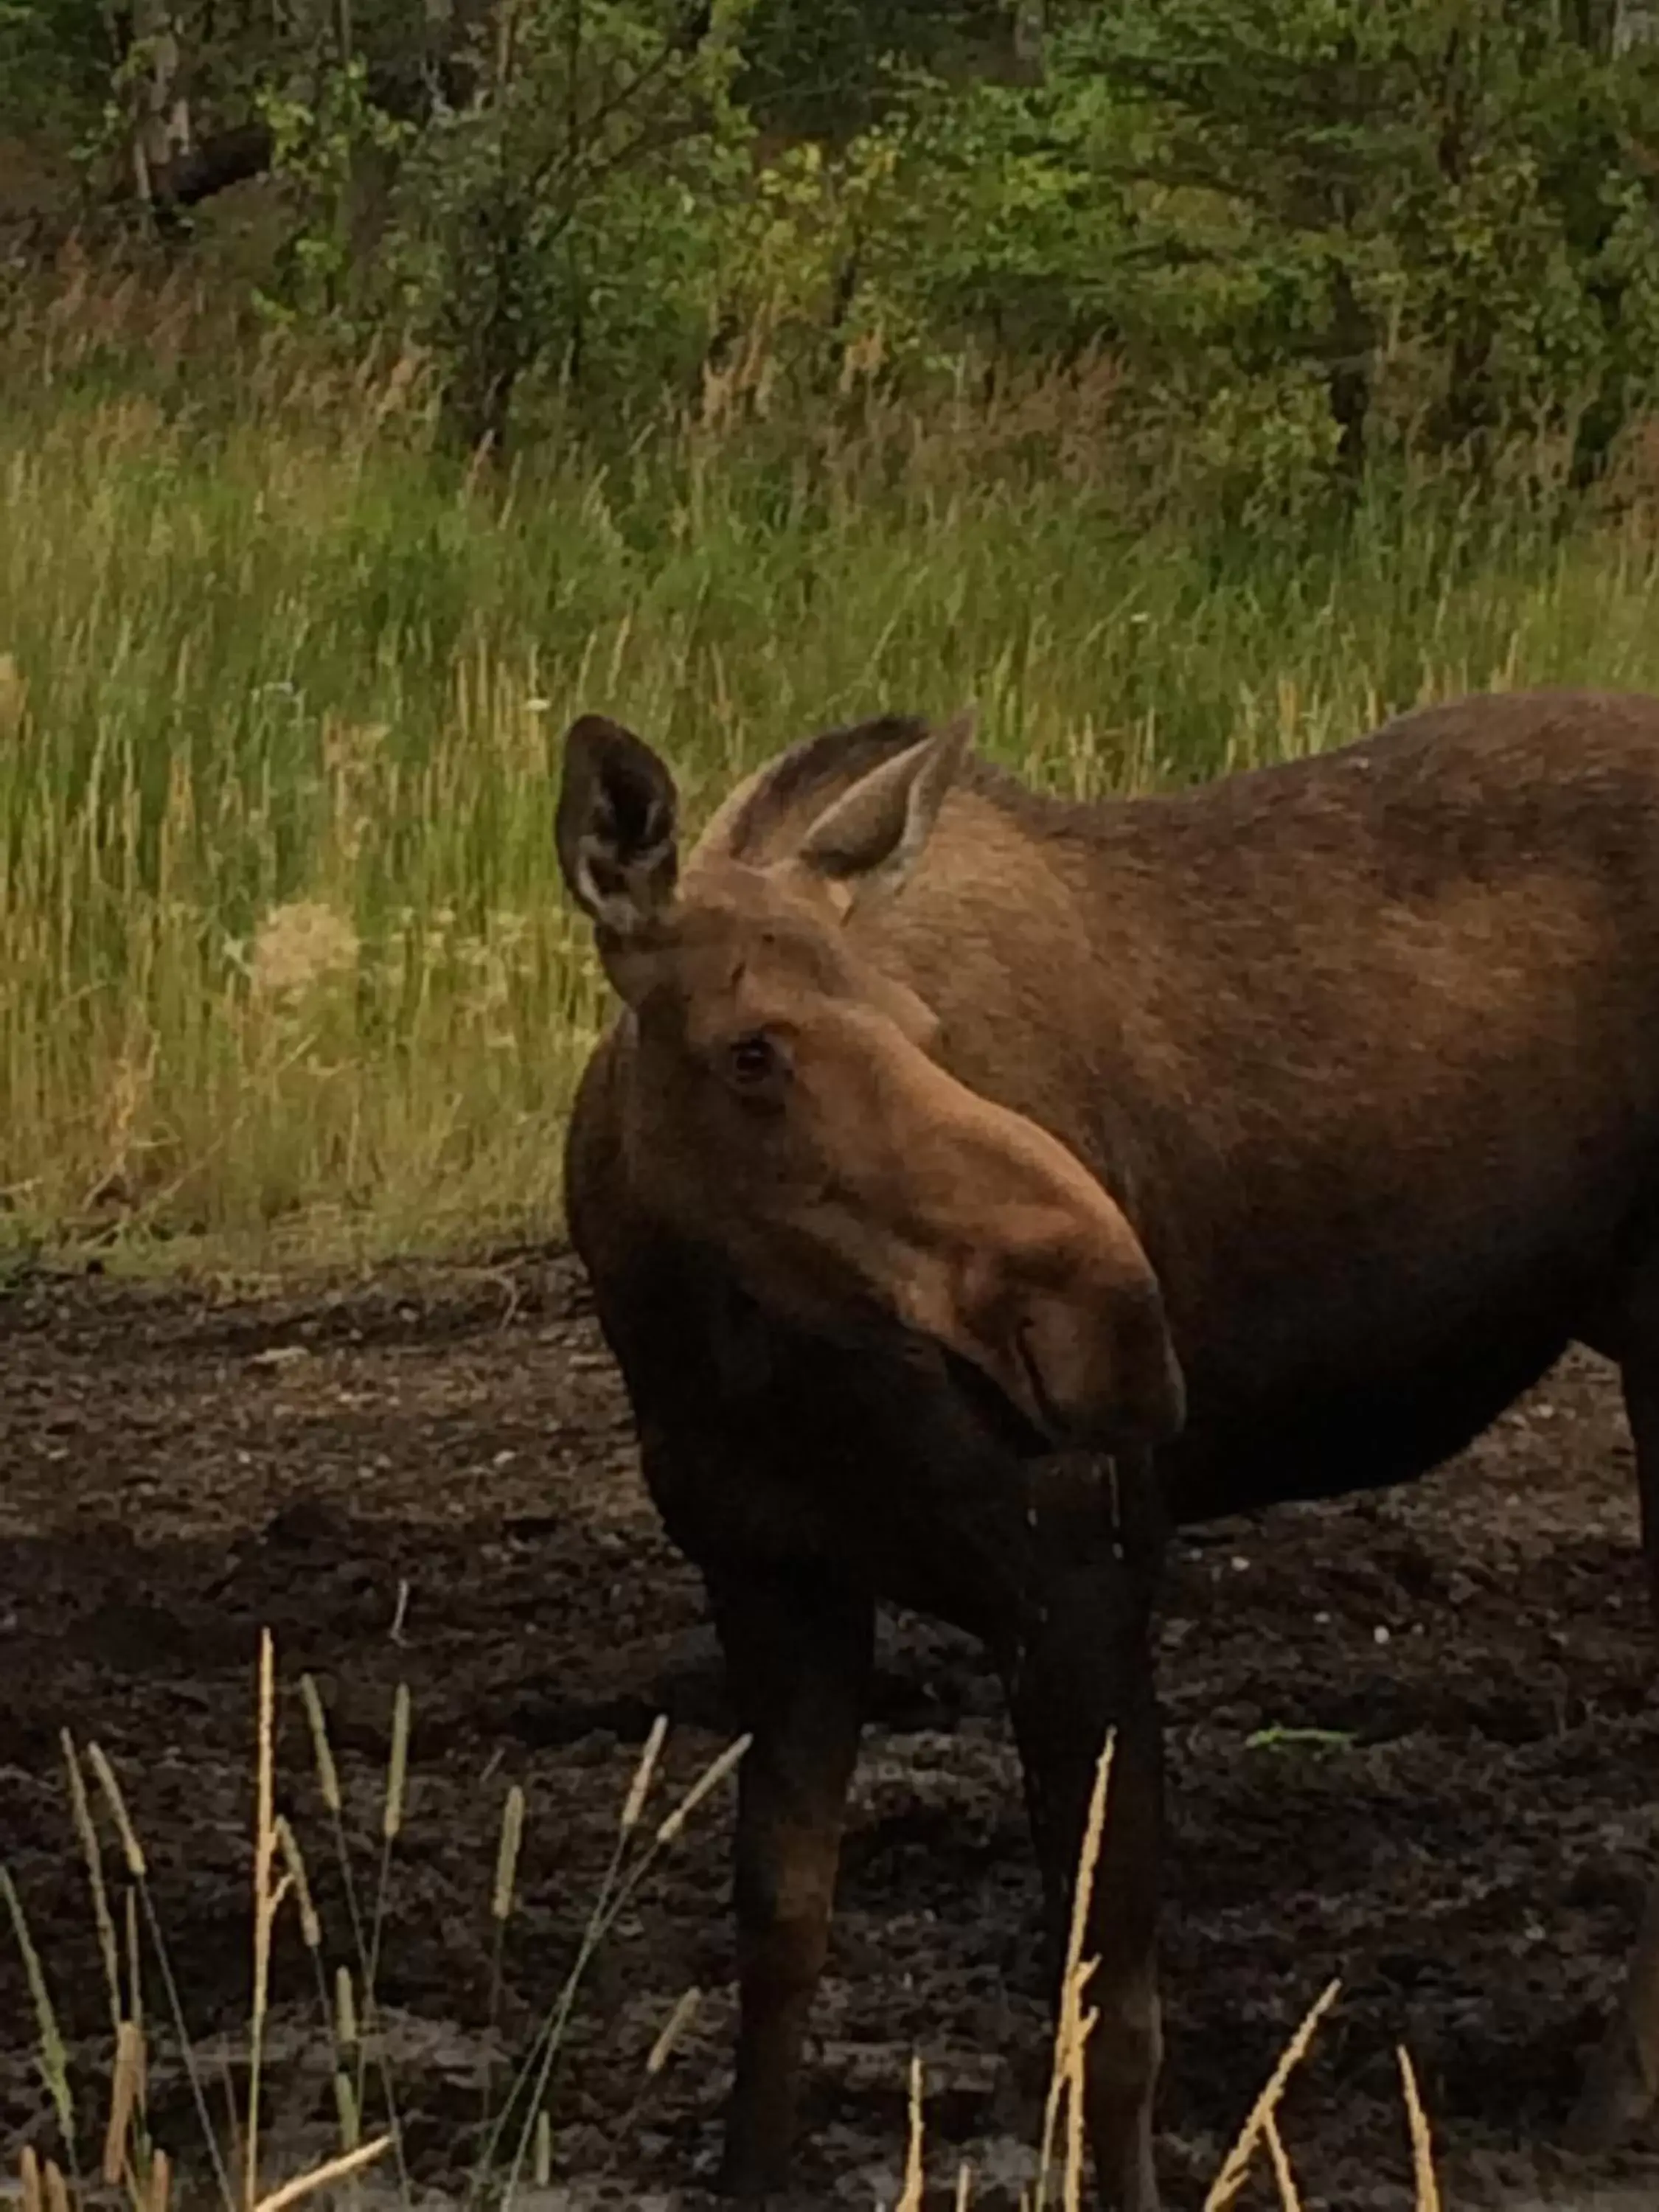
[726,1032,780,1090]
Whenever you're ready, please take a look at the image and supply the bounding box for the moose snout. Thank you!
[817,1009,1188,1452]
[1008,1265,1187,1450]
[937,1189,1185,1452]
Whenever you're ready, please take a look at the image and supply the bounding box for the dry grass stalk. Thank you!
[43,2158,70,2212]
[1201,1978,1341,2212]
[1262,2109,1302,2212]
[487,1726,753,2211]
[359,1681,414,2198]
[954,2160,973,2210]
[0,649,29,739]
[333,2073,361,2153]
[125,1888,142,2011]
[61,1732,122,2042]
[124,1888,145,2118]
[1397,2048,1440,2212]
[102,2019,146,2185]
[1036,1733,1114,2209]
[20,2144,44,2212]
[383,1685,411,1843]
[482,1784,527,2140]
[88,1725,249,2211]
[246,1629,279,2212]
[1,1863,77,2156]
[365,1683,412,2006]
[299,1667,408,2193]
[599,1984,708,2188]
[274,1818,321,1954]
[1062,1976,1099,2212]
[246,2132,393,2212]
[894,2053,927,2212]
[148,2146,172,2212]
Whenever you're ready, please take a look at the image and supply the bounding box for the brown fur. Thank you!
[559,688,1659,2208]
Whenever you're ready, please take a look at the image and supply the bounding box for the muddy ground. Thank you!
[4,1251,1659,2210]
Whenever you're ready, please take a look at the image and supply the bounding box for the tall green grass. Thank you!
[5,291,1659,1264]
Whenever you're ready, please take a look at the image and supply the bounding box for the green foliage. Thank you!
[366,0,757,452]
[1034,1,1659,479]
[257,59,412,321]
[736,0,1004,138]
[744,0,1658,515]
[10,0,1659,517]
[0,0,111,132]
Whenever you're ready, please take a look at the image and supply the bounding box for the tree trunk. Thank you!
[127,0,192,211]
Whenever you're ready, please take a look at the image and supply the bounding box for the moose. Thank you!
[556,687,1659,2208]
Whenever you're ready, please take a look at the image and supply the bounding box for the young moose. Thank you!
[557,689,1659,2209]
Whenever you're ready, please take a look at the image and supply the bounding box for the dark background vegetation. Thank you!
[7,0,1659,512]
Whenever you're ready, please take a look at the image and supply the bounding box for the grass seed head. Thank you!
[645,1986,701,2077]
[60,1731,122,2039]
[299,1677,342,1815]
[620,1715,669,1834]
[492,1784,525,1923]
[653,1732,751,1848]
[383,1683,411,1841]
[86,1746,147,1878]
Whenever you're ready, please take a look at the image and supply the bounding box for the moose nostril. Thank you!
[1014,1318,1070,1442]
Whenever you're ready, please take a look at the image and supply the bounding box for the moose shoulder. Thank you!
[558,689,1659,2210]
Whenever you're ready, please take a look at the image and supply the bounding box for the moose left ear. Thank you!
[796,707,975,916]
[556,714,680,937]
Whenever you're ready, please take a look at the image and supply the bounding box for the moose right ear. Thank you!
[556,715,680,937]
[796,709,974,919]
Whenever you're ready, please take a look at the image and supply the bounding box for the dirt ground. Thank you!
[4,1251,1659,2211]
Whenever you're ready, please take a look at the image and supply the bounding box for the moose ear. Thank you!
[796,708,975,917]
[556,714,680,937]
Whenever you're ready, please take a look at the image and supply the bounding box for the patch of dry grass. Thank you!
[902,1739,1432,2212]
[7,1680,1447,2212]
[3,1632,745,2212]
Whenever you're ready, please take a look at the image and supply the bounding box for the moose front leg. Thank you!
[1001,1461,1166,2212]
[708,1561,875,2198]
[1565,1260,1659,2150]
